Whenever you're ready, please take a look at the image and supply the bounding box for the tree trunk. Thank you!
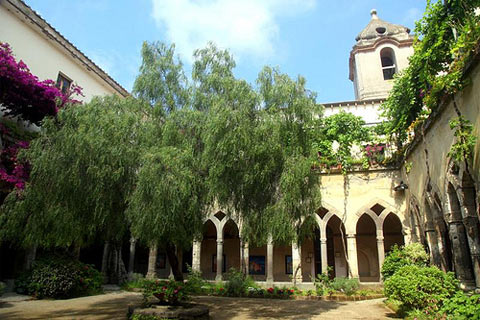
[23,245,37,270]
[102,241,127,284]
[166,242,183,281]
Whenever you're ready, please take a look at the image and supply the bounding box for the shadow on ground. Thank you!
[192,296,342,320]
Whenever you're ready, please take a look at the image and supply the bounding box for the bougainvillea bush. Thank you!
[0,42,82,125]
[0,42,82,192]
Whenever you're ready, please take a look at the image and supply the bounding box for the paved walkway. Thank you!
[0,291,395,319]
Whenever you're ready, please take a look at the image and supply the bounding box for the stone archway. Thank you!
[383,212,404,253]
[200,219,217,280]
[356,214,379,282]
[299,216,321,281]
[325,215,347,278]
[223,219,240,273]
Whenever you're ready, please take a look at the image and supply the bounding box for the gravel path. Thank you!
[0,292,395,319]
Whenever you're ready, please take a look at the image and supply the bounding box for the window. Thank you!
[56,72,72,94]
[380,48,396,80]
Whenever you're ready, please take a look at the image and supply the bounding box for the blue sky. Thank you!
[26,0,425,103]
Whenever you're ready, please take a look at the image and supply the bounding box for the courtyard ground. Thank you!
[0,291,396,319]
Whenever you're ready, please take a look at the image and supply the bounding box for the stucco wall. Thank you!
[319,170,407,235]
[0,5,119,102]
[402,60,480,223]
[353,43,413,100]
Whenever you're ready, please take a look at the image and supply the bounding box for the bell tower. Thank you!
[349,9,414,100]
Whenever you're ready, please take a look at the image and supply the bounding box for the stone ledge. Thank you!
[130,303,209,320]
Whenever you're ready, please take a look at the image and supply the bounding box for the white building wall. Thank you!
[0,5,119,102]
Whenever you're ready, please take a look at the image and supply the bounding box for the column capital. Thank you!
[376,236,384,242]
[320,238,327,244]
[216,239,224,245]
[346,234,356,239]
[129,238,137,244]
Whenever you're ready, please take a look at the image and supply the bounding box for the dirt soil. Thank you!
[0,291,396,319]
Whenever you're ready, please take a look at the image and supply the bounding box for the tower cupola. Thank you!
[349,10,414,100]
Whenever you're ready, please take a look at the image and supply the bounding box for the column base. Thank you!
[215,275,223,281]
[146,272,157,280]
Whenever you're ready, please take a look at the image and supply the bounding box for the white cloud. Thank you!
[151,0,316,63]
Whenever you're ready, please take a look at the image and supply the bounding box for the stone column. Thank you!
[192,240,202,272]
[346,234,359,279]
[266,236,274,284]
[240,239,249,275]
[216,238,224,281]
[376,234,385,278]
[292,241,302,283]
[128,237,136,274]
[448,220,475,288]
[320,238,328,275]
[463,215,480,288]
[101,241,110,274]
[425,227,442,268]
[146,244,158,279]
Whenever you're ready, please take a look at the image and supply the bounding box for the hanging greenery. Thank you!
[447,116,476,163]
[381,0,480,148]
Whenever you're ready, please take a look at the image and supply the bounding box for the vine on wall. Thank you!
[381,0,480,148]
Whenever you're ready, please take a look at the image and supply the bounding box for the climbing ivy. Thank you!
[381,0,480,148]
[448,116,476,163]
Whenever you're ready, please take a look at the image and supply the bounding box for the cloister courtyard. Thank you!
[0,290,393,320]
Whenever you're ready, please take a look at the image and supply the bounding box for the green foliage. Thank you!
[133,41,189,115]
[15,256,103,299]
[142,280,188,305]
[439,291,480,320]
[130,314,163,320]
[384,265,458,311]
[315,111,370,173]
[330,277,359,296]
[121,273,149,291]
[381,243,430,280]
[381,0,480,147]
[0,281,5,296]
[223,268,257,297]
[448,116,476,163]
[313,267,334,296]
[184,265,206,294]
[0,96,148,247]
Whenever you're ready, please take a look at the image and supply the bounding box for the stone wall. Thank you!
[401,56,480,289]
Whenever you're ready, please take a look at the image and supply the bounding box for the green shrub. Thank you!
[381,243,429,280]
[224,268,252,297]
[122,274,150,291]
[330,277,359,296]
[15,256,103,299]
[384,265,458,311]
[313,267,333,296]
[0,281,5,296]
[142,280,188,305]
[184,265,205,294]
[439,292,480,320]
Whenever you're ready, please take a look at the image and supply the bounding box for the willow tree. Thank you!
[200,49,323,246]
[0,96,148,281]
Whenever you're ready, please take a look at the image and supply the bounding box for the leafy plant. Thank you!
[184,265,205,294]
[384,265,458,311]
[381,243,429,280]
[330,277,359,296]
[15,256,103,299]
[448,116,476,163]
[439,291,480,320]
[142,280,188,305]
[381,0,480,147]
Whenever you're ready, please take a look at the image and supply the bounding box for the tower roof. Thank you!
[355,9,411,46]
